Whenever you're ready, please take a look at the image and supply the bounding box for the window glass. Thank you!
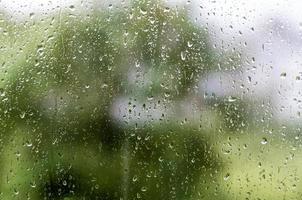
[0,0,300,199]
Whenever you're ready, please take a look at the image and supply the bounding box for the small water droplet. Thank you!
[26,141,32,147]
[227,96,237,102]
[15,151,21,157]
[101,83,108,88]
[224,173,230,181]
[140,8,147,15]
[13,188,19,195]
[30,181,36,188]
[29,12,35,18]
[20,112,26,119]
[261,137,268,145]
[69,5,75,11]
[99,56,103,62]
[164,92,170,98]
[280,72,287,78]
[181,51,186,61]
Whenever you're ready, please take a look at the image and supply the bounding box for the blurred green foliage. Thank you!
[2,0,299,200]
[0,1,223,199]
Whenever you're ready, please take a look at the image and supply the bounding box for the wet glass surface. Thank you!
[0,0,301,199]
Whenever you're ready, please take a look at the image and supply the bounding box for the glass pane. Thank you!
[0,0,299,199]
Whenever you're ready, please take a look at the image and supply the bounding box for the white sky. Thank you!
[190,0,302,121]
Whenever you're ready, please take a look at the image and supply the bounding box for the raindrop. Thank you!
[224,173,230,181]
[227,96,237,102]
[29,12,35,18]
[26,141,32,147]
[140,8,147,15]
[101,83,108,88]
[132,175,138,182]
[13,188,19,195]
[15,151,21,157]
[261,137,268,145]
[30,181,36,188]
[280,72,287,78]
[181,51,186,61]
[141,187,147,192]
[19,112,26,119]
[69,5,75,11]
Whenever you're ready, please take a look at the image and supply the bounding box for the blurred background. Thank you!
[1,0,302,199]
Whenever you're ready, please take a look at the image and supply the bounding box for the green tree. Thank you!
[0,0,226,199]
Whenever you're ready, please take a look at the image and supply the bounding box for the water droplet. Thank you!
[261,137,268,145]
[101,83,108,88]
[30,181,36,188]
[13,188,19,195]
[164,7,170,13]
[15,151,21,157]
[224,173,230,181]
[26,141,32,147]
[227,96,237,102]
[280,72,287,78]
[140,8,147,15]
[164,92,170,98]
[141,187,147,192]
[181,51,186,61]
[69,5,75,11]
[20,112,26,119]
[29,12,35,18]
